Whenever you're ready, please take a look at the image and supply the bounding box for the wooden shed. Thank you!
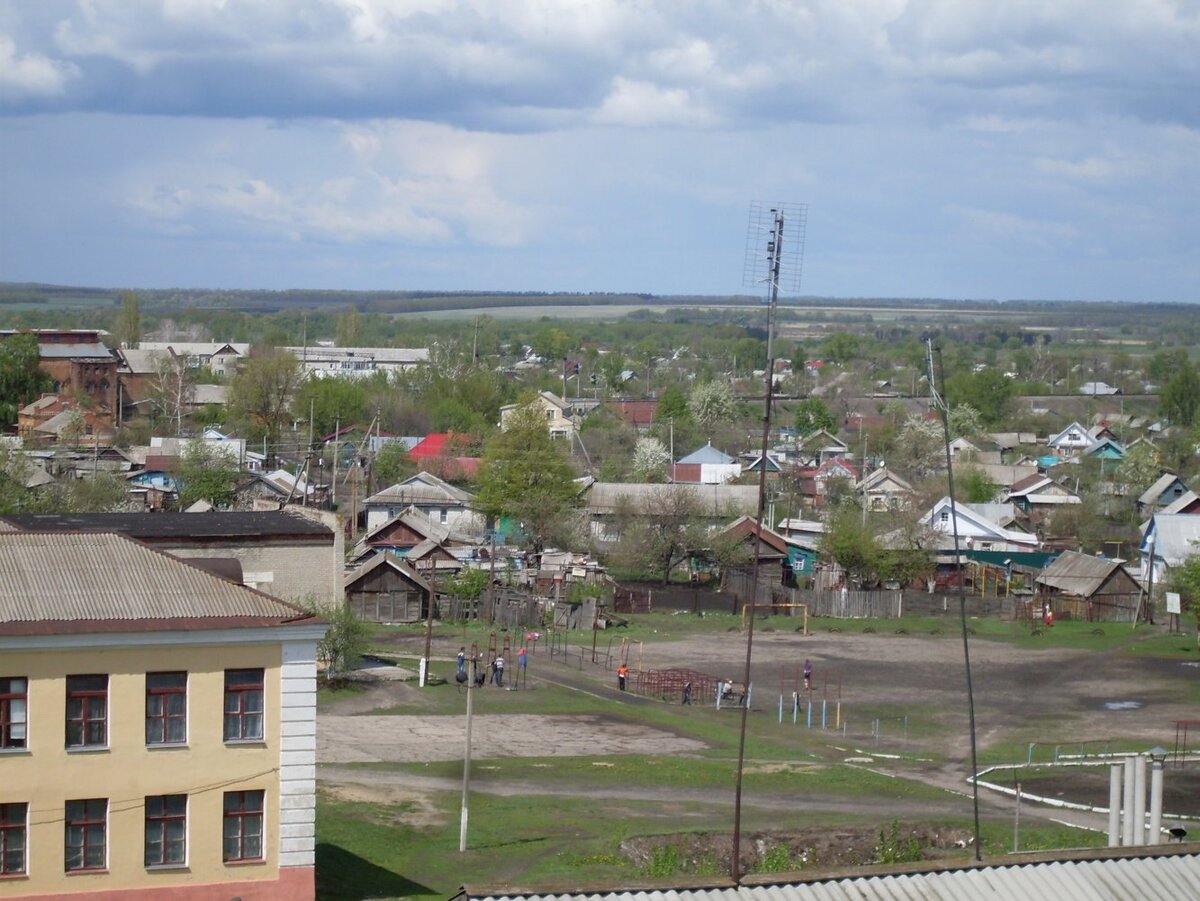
[344,554,433,623]
[1035,550,1142,622]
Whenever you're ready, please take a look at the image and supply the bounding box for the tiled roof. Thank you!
[0,532,317,634]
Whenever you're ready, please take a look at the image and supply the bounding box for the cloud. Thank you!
[944,203,1079,248]
[592,77,717,127]
[0,35,78,99]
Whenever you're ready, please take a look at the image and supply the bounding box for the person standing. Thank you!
[682,681,692,705]
[617,663,629,691]
[494,654,505,687]
[803,658,813,692]
[457,647,466,677]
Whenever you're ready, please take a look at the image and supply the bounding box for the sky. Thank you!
[1,1,1199,303]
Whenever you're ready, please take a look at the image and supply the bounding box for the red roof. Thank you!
[410,432,475,457]
[604,399,659,429]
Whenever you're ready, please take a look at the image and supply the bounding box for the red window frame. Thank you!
[145,672,187,745]
[222,790,264,862]
[0,802,27,875]
[144,794,186,867]
[223,669,264,742]
[65,798,107,871]
[0,677,27,750]
[66,675,107,749]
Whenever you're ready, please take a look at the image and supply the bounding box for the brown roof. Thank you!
[0,532,318,635]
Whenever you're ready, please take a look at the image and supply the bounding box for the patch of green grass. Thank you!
[317,681,367,708]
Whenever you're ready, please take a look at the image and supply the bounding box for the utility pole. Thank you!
[421,557,437,687]
[459,647,477,852]
[485,529,497,626]
[332,415,339,508]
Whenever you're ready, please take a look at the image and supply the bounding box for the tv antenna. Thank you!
[731,201,807,883]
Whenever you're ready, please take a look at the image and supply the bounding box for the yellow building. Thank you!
[0,532,324,900]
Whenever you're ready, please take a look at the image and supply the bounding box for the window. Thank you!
[144,795,186,867]
[66,675,107,749]
[0,678,26,750]
[0,803,26,875]
[223,670,264,742]
[65,799,107,871]
[145,673,187,746]
[222,791,264,862]
[939,511,949,524]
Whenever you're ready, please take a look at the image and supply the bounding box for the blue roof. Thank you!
[677,443,735,465]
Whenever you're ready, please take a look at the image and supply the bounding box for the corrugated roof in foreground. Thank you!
[460,846,1200,901]
[0,532,318,633]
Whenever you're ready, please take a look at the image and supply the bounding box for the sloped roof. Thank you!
[363,506,452,546]
[677,443,736,465]
[343,552,429,592]
[1140,473,1189,507]
[366,471,474,506]
[587,482,759,517]
[1036,550,1130,598]
[0,510,332,541]
[857,467,913,493]
[1144,513,1200,566]
[459,847,1200,901]
[0,532,317,635]
[1162,490,1200,515]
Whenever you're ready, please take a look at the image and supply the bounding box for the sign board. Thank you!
[1166,592,1182,615]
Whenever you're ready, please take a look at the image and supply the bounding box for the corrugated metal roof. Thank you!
[1,510,332,540]
[36,343,114,359]
[586,482,759,516]
[463,849,1200,901]
[0,532,312,627]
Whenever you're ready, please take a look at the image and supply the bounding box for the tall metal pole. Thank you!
[932,340,983,861]
[421,558,437,687]
[459,652,475,852]
[732,208,784,882]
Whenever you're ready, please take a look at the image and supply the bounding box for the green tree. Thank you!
[1160,363,1200,427]
[821,332,861,364]
[655,385,691,425]
[820,509,882,585]
[228,350,303,449]
[113,291,142,349]
[957,466,1000,503]
[177,440,239,508]
[1115,443,1161,498]
[793,398,836,436]
[610,485,710,585]
[945,368,1015,426]
[374,440,415,486]
[305,597,370,680]
[293,376,369,439]
[335,307,359,347]
[689,381,736,433]
[0,334,52,428]
[948,404,986,440]
[475,401,580,557]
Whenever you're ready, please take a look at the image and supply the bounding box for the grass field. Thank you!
[315,609,1197,899]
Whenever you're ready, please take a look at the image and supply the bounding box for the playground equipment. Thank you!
[777,667,841,730]
[632,667,717,705]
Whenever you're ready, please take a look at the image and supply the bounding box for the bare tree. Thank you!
[150,351,195,437]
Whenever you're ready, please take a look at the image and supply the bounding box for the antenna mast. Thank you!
[731,202,807,882]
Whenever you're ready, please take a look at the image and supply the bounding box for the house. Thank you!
[603,399,659,432]
[799,457,860,508]
[1138,473,1193,515]
[1078,380,1120,396]
[584,482,759,543]
[350,506,467,565]
[238,468,328,507]
[776,518,825,547]
[1006,473,1082,520]
[407,432,481,481]
[364,471,482,534]
[796,429,848,466]
[1035,550,1142,621]
[343,553,434,623]
[1141,513,1200,586]
[1047,421,1094,457]
[952,461,1039,491]
[140,341,250,376]
[1084,436,1126,461]
[741,453,784,476]
[919,496,1040,554]
[2,328,119,414]
[0,530,323,899]
[499,391,577,439]
[1161,490,1200,516]
[671,442,742,485]
[0,510,342,604]
[856,467,915,512]
[285,345,429,378]
[716,516,790,598]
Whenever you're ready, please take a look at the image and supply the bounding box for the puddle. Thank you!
[1103,700,1142,710]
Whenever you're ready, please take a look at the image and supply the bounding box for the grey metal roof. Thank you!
[1,510,333,540]
[463,848,1200,901]
[1144,513,1200,566]
[366,472,475,506]
[0,532,312,628]
[1139,473,1189,507]
[586,482,759,516]
[677,444,736,465]
[36,343,114,359]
